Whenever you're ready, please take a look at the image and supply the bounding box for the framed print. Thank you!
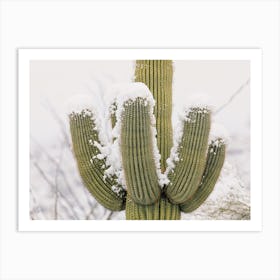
[1,1,279,280]
[18,48,262,231]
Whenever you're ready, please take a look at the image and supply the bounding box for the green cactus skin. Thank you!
[159,194,181,220]
[69,110,126,211]
[165,108,211,204]
[121,98,161,205]
[180,140,226,213]
[126,194,180,220]
[134,60,173,172]
[126,195,160,220]
[69,60,226,220]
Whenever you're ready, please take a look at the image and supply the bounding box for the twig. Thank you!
[53,143,64,219]
[214,78,250,115]
[85,207,95,220]
[57,192,79,219]
[104,210,114,220]
[31,159,79,219]
[31,159,56,189]
[31,136,88,213]
[29,187,45,219]
[42,100,71,147]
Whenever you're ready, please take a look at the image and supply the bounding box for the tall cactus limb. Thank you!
[135,60,173,172]
[165,108,211,204]
[69,110,126,211]
[120,97,161,205]
[180,139,226,213]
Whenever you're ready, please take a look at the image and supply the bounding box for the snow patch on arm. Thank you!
[67,92,123,192]
[67,93,110,146]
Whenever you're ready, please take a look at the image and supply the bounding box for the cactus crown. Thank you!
[69,60,226,220]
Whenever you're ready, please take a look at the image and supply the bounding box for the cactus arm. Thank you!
[134,60,173,172]
[165,108,211,204]
[69,110,126,211]
[180,139,226,213]
[121,97,161,205]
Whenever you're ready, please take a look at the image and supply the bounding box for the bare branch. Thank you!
[41,100,71,147]
[214,78,250,115]
[31,136,88,213]
[104,210,114,220]
[31,158,56,189]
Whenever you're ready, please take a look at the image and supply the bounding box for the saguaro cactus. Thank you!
[69,60,226,220]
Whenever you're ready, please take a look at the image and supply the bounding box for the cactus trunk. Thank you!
[134,60,173,172]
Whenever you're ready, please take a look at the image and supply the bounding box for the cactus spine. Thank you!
[69,60,226,220]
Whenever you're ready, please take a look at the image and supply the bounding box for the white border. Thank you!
[18,48,262,232]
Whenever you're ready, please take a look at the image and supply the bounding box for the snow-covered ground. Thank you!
[30,60,250,220]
